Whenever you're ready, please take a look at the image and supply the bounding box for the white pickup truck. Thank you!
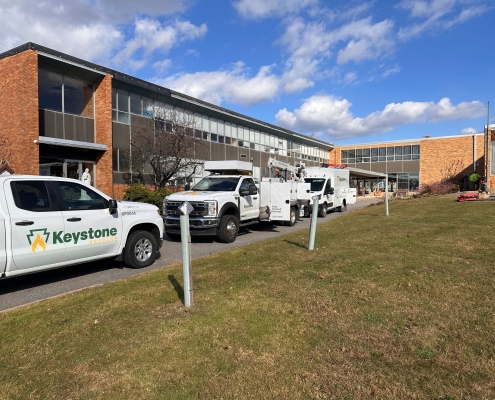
[163,161,311,243]
[0,175,164,278]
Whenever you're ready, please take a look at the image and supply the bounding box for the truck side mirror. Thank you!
[329,188,334,195]
[109,199,118,214]
[249,184,258,195]
[239,188,249,196]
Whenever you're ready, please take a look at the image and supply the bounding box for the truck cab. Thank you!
[0,175,164,278]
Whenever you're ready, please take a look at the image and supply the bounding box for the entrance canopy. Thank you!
[347,166,387,179]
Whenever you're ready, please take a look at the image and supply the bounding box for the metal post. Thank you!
[308,196,319,250]
[385,173,389,216]
[179,202,194,308]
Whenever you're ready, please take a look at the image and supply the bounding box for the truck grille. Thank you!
[165,201,207,217]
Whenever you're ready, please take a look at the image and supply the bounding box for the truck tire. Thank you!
[124,231,157,269]
[218,215,238,243]
[318,203,327,218]
[285,207,297,226]
[338,200,347,212]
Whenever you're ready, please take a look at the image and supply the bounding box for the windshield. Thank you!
[192,176,240,192]
[305,178,326,192]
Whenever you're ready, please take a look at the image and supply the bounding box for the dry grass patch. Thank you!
[1,195,495,399]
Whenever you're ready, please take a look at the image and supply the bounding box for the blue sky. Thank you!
[0,0,493,145]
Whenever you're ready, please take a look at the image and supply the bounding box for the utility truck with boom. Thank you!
[0,175,164,279]
[163,160,311,243]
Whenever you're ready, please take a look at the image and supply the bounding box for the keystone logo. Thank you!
[26,227,118,252]
[27,229,50,252]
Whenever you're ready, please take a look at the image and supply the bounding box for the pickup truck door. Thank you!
[6,179,66,272]
[0,213,6,274]
[238,178,260,220]
[52,181,122,261]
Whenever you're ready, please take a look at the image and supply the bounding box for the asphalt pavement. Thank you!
[0,197,381,312]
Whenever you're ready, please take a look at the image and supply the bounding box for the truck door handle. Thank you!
[15,220,34,226]
[67,217,81,222]
[253,197,258,200]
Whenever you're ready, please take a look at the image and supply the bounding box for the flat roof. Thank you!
[0,42,333,151]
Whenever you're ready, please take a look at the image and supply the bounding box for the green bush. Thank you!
[122,184,172,213]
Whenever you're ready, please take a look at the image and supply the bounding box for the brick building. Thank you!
[0,42,493,197]
[331,131,494,192]
[0,43,332,198]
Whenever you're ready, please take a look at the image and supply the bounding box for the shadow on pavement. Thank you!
[0,259,123,296]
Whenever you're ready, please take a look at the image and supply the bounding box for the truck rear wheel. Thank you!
[318,203,327,218]
[218,215,238,243]
[124,231,157,269]
[285,207,297,226]
[338,200,347,212]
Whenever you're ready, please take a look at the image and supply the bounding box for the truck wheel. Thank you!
[285,207,297,226]
[318,203,327,218]
[124,231,157,269]
[339,201,347,212]
[218,215,238,243]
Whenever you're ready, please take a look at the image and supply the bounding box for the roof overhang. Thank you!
[347,167,387,178]
[38,136,107,151]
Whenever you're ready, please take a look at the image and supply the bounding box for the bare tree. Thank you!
[441,159,465,182]
[0,132,12,166]
[129,105,210,188]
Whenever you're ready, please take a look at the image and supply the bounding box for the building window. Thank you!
[112,89,129,125]
[38,69,94,117]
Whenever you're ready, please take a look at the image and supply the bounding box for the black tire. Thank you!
[217,214,238,243]
[341,201,347,212]
[318,203,327,218]
[124,230,157,269]
[285,207,297,226]
[166,233,181,241]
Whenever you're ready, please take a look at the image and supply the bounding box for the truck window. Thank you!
[54,182,109,211]
[304,178,326,192]
[240,178,254,192]
[11,181,53,212]
[192,177,240,192]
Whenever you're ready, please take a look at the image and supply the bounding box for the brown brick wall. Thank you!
[420,135,484,184]
[94,73,113,196]
[0,50,39,174]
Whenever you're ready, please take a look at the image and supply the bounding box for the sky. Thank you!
[0,0,493,145]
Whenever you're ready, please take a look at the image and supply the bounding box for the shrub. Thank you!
[123,184,172,213]
[418,179,457,196]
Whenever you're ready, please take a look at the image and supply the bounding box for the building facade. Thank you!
[0,43,332,199]
[332,133,493,192]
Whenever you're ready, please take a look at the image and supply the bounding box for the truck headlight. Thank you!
[204,200,217,217]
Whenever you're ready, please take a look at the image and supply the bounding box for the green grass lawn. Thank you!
[1,195,495,399]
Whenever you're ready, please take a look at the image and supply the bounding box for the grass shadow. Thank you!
[168,274,184,304]
[284,239,308,249]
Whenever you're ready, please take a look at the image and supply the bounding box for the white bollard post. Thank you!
[308,195,319,251]
[179,202,194,307]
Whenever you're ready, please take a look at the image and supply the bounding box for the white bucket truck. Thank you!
[163,160,311,243]
[0,175,164,279]
[304,166,356,217]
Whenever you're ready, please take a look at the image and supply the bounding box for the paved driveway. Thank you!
[0,197,381,312]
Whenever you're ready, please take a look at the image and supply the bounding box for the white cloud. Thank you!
[0,0,201,66]
[153,59,172,73]
[398,0,490,40]
[275,94,486,140]
[460,127,479,135]
[233,0,318,19]
[112,18,207,70]
[155,62,280,106]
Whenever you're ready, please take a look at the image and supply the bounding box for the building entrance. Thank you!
[40,157,95,186]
